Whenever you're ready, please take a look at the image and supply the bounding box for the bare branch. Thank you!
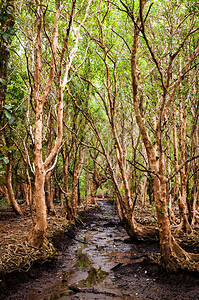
[168,155,199,181]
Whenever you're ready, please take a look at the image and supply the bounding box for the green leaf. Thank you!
[0,78,6,85]
[8,116,14,125]
[8,145,16,152]
[2,146,8,151]
[4,110,12,119]
[3,157,9,164]
[2,33,10,41]
[4,104,13,111]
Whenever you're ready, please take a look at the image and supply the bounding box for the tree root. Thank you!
[0,240,57,276]
[124,221,159,242]
[149,238,199,273]
[174,230,199,250]
[149,252,199,272]
[175,220,193,235]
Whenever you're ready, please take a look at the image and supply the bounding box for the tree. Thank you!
[27,0,92,247]
[127,0,199,271]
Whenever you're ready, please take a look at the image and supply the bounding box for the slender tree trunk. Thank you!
[27,163,47,247]
[7,152,23,216]
[62,150,73,219]
[22,183,30,205]
[190,181,198,225]
[101,183,104,200]
[45,171,56,215]
[44,112,56,215]
[188,118,199,225]
[176,98,192,233]
[86,180,99,205]
[173,106,179,209]
[71,147,84,211]
[166,138,176,223]
[0,185,10,204]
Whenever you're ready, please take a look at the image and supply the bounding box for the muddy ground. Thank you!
[0,200,199,300]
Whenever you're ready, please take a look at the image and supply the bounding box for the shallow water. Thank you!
[8,200,199,300]
[11,201,136,299]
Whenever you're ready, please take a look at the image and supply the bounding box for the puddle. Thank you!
[76,246,92,270]
[70,267,107,289]
[8,201,136,299]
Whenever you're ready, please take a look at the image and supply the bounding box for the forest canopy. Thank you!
[0,0,199,273]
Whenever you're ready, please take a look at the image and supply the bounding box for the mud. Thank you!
[1,200,199,300]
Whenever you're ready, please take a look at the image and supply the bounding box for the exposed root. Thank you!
[149,239,199,273]
[175,220,193,235]
[123,217,159,242]
[0,240,57,275]
[174,230,199,251]
[0,207,70,276]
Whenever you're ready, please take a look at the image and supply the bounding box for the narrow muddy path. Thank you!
[3,200,199,300]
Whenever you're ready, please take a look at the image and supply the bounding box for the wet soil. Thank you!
[1,200,199,300]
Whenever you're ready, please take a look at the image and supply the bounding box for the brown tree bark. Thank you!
[45,171,56,216]
[71,146,84,211]
[86,176,106,206]
[86,148,107,206]
[7,152,23,215]
[173,106,179,204]
[22,183,30,206]
[62,149,74,219]
[27,1,63,247]
[44,114,56,216]
[166,137,176,223]
[176,96,192,233]
[0,185,9,204]
[27,0,93,247]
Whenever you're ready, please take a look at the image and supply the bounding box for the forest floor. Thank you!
[0,200,199,300]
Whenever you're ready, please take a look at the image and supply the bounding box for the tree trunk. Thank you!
[152,167,193,271]
[71,147,84,211]
[166,138,176,223]
[190,181,198,225]
[45,171,56,215]
[86,180,99,205]
[7,152,23,216]
[22,183,29,205]
[62,150,74,219]
[27,0,64,247]
[172,106,180,222]
[27,164,47,248]
[101,183,105,200]
[176,98,192,233]
[0,185,10,204]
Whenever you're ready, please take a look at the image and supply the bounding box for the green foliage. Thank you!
[0,0,197,218]
[7,72,26,103]
[0,0,15,45]
[4,103,14,124]
[0,197,8,209]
